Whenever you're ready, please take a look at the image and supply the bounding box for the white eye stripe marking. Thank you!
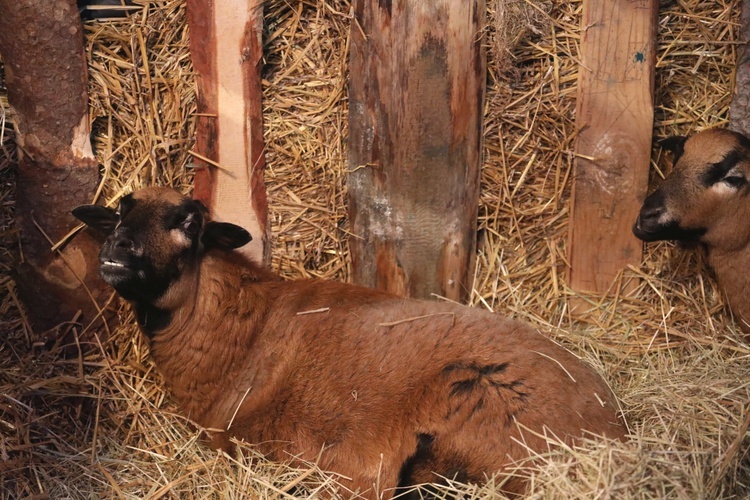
[171,228,192,246]
[712,182,739,195]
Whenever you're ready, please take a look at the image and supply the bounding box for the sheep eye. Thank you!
[182,218,200,237]
[723,175,747,188]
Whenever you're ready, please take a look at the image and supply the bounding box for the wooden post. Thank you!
[567,0,658,305]
[730,0,750,135]
[187,0,269,264]
[0,0,111,333]
[348,0,486,302]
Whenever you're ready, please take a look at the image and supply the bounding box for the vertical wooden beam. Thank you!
[187,0,269,264]
[0,0,111,333]
[567,0,657,304]
[730,0,750,135]
[348,0,486,302]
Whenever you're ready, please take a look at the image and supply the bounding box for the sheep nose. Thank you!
[113,234,134,250]
[109,228,142,255]
[638,203,665,223]
[637,190,668,223]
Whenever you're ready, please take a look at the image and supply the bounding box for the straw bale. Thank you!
[2,0,750,498]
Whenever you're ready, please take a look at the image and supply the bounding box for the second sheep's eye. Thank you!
[722,175,747,188]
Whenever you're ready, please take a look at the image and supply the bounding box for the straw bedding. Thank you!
[2,0,749,497]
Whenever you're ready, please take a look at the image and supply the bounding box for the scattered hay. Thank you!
[262,0,351,281]
[489,0,553,78]
[2,0,749,498]
[84,0,196,203]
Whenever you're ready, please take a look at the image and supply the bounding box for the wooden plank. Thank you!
[730,0,750,135]
[567,0,658,305]
[348,0,486,302]
[187,0,268,264]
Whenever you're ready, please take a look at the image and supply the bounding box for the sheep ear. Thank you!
[659,135,688,162]
[72,205,118,234]
[202,222,252,250]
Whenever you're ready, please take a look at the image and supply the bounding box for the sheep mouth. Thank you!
[632,219,706,243]
[101,259,130,270]
[632,220,665,242]
[99,259,138,283]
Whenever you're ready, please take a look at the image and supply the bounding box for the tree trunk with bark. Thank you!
[348,0,486,302]
[0,0,111,336]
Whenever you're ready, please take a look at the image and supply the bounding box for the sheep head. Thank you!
[633,128,750,252]
[72,187,251,304]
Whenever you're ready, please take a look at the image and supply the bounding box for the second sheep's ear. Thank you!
[202,221,252,250]
[72,205,118,234]
[659,135,688,163]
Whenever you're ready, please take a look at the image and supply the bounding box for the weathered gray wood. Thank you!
[348,0,486,302]
[730,0,750,135]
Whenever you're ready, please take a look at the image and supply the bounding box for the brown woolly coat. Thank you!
[151,250,625,497]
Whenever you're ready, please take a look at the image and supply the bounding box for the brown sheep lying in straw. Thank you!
[634,128,750,334]
[73,187,626,498]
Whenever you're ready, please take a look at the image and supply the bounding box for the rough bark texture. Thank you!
[187,0,269,265]
[0,0,111,335]
[348,0,486,302]
[730,0,750,135]
[567,0,657,304]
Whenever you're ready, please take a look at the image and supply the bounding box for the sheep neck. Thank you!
[134,303,172,337]
[707,243,750,333]
[143,252,273,427]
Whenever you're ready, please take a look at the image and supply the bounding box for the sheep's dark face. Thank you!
[73,187,251,304]
[633,129,750,251]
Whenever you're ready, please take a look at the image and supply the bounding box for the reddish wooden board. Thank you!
[348,0,486,302]
[567,0,658,306]
[187,0,268,264]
